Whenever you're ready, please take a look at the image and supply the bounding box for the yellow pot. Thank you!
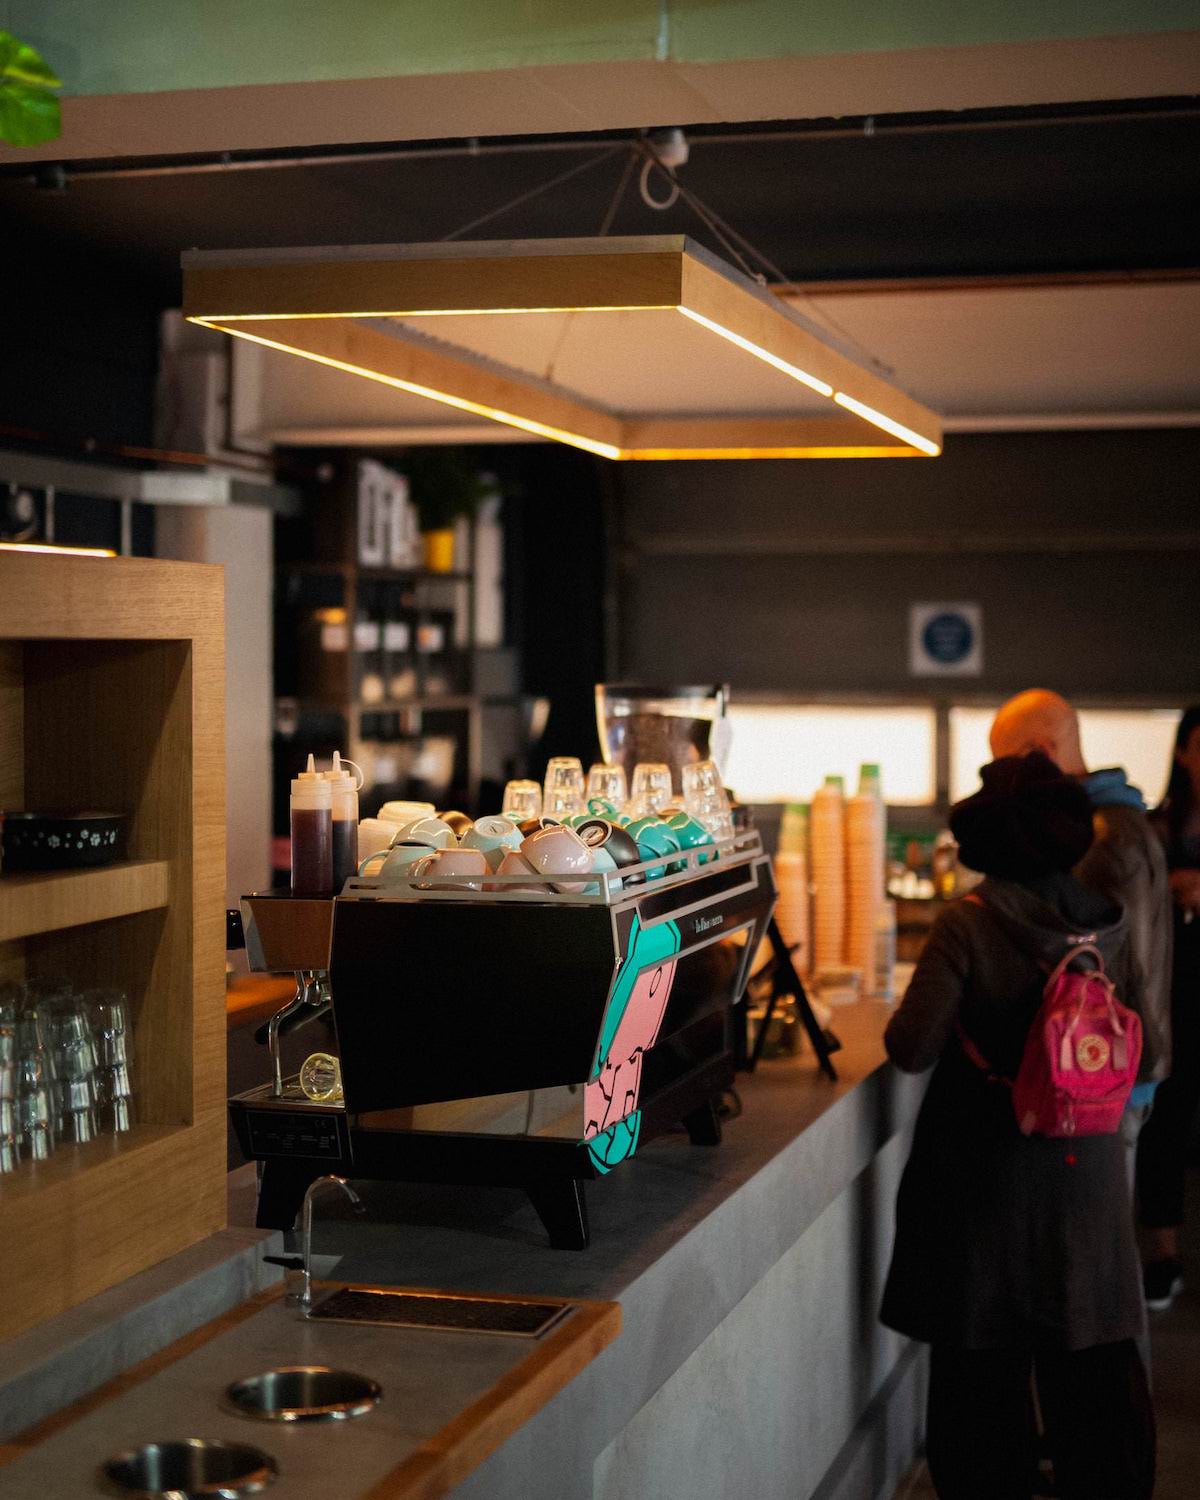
[422,528,456,573]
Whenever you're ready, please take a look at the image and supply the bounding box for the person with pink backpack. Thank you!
[881,753,1154,1500]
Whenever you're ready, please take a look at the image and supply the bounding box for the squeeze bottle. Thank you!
[291,754,333,894]
[323,751,362,891]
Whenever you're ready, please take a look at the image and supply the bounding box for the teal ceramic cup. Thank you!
[586,797,619,819]
[460,815,524,871]
[583,843,623,897]
[624,816,683,880]
[358,838,435,881]
[665,810,716,865]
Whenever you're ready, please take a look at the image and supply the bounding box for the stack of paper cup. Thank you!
[810,777,846,972]
[845,765,885,992]
[774,803,810,973]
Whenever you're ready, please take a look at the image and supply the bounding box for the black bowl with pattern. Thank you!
[2,811,127,872]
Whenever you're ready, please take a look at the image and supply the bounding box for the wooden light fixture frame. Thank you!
[183,237,942,460]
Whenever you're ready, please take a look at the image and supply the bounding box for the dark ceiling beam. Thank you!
[4,95,1198,185]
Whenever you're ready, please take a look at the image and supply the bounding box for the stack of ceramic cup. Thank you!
[810,776,846,971]
[773,802,810,972]
[845,766,885,991]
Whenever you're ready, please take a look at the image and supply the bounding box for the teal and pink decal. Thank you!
[584,914,681,1173]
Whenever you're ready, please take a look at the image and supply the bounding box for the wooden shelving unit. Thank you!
[0,554,226,1342]
[0,859,170,943]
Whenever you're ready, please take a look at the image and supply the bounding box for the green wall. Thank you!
[6,0,1200,97]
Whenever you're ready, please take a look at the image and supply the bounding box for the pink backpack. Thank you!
[959,899,1142,1138]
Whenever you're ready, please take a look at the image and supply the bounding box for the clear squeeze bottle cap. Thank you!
[322,750,364,793]
[291,754,332,806]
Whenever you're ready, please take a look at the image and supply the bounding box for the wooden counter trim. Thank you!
[0,1283,285,1463]
[362,1290,621,1500]
[0,1279,621,1500]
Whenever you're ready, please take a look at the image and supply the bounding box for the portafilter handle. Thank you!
[260,970,332,1098]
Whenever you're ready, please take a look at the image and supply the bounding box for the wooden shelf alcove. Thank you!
[0,555,226,1341]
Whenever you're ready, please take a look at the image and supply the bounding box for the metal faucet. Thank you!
[299,1174,365,1308]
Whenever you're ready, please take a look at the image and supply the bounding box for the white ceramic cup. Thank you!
[409,847,489,892]
[395,815,458,850]
[521,823,595,893]
[460,815,524,871]
[378,800,435,826]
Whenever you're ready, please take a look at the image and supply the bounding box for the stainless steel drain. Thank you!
[307,1287,570,1337]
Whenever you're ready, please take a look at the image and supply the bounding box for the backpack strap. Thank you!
[1043,941,1106,994]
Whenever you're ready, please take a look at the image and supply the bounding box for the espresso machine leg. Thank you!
[256,1159,327,1231]
[682,1096,723,1146]
[526,1180,591,1251]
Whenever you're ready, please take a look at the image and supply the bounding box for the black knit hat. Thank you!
[950,752,1095,879]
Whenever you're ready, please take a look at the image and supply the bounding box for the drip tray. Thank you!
[307,1287,572,1338]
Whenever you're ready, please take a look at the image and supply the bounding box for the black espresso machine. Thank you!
[229,831,775,1249]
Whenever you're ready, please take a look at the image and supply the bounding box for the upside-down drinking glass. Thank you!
[542,757,586,820]
[628,762,674,819]
[502,779,542,823]
[585,763,628,814]
[682,759,735,844]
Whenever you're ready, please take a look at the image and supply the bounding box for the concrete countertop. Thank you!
[0,1287,619,1500]
[1,1002,921,1500]
[316,1000,908,1307]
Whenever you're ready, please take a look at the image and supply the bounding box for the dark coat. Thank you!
[879,873,1145,1351]
[1077,799,1173,1082]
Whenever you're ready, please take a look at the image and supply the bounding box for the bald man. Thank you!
[991,689,1173,1116]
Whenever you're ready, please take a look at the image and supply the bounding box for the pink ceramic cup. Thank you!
[520,823,595,893]
[409,847,489,892]
[489,849,541,893]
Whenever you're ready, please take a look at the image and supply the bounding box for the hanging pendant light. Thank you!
[184,236,941,460]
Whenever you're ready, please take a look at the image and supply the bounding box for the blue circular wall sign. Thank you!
[922,611,975,666]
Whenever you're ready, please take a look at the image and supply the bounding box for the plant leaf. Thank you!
[0,31,61,88]
[0,82,62,147]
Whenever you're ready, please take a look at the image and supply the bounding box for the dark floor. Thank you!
[893,1172,1200,1499]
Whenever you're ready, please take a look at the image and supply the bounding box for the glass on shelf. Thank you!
[0,985,17,1173]
[682,759,736,844]
[85,989,135,1134]
[628,762,673,819]
[51,1000,98,1145]
[543,757,585,820]
[586,763,628,814]
[14,1004,54,1163]
[502,780,542,823]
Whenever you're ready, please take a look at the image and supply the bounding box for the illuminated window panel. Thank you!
[724,705,937,806]
[949,706,1183,806]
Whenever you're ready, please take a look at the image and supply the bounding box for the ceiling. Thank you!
[6,104,1200,302]
[219,275,1200,446]
[786,279,1200,426]
[7,101,1200,452]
